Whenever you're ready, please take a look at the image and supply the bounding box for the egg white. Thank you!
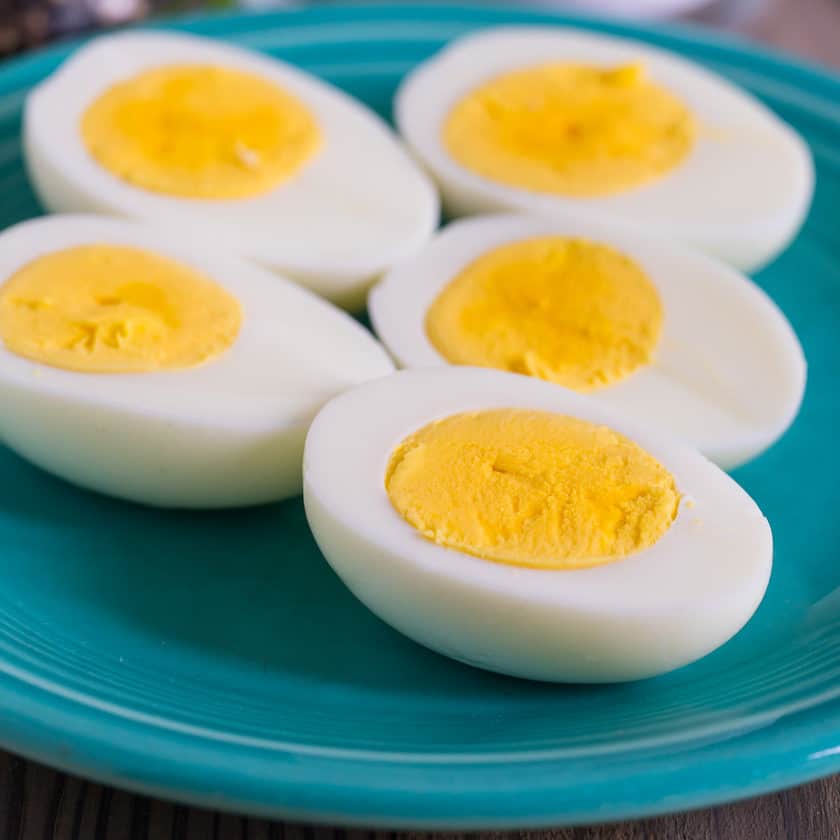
[395,26,813,272]
[304,367,772,683]
[24,31,440,310]
[0,215,394,508]
[369,214,806,470]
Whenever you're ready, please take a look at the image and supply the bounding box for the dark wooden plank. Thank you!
[147,798,177,840]
[0,751,25,838]
[779,775,839,840]
[51,774,85,840]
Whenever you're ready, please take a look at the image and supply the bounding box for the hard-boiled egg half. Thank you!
[304,367,772,682]
[369,214,805,470]
[24,32,439,311]
[396,26,813,272]
[0,215,394,508]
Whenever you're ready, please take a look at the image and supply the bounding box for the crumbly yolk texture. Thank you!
[81,64,321,199]
[385,409,680,570]
[0,245,242,373]
[444,62,696,196]
[425,236,663,392]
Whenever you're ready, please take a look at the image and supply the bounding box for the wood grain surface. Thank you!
[0,0,838,838]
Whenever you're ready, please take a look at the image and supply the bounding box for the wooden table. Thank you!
[1,0,838,837]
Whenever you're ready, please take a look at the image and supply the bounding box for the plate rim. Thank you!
[1,663,838,827]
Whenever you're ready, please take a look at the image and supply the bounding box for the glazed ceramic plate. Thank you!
[0,3,837,828]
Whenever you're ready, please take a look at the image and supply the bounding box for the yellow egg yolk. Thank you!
[425,236,663,392]
[386,409,680,570]
[0,245,242,373]
[444,62,695,196]
[81,64,321,199]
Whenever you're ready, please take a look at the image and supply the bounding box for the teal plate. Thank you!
[0,2,838,828]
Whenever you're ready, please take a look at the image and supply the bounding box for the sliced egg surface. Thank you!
[395,26,813,272]
[304,367,772,682]
[369,214,806,470]
[24,32,439,311]
[0,215,394,508]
